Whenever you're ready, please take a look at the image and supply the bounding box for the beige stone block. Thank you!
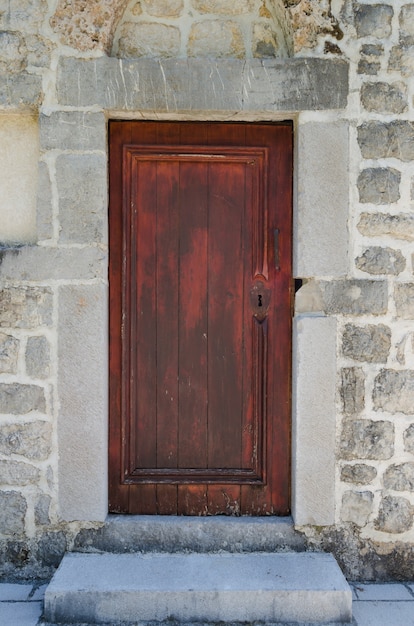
[292,315,336,526]
[117,22,181,57]
[188,20,245,57]
[191,0,256,14]
[142,0,184,17]
[252,22,281,58]
[0,116,38,244]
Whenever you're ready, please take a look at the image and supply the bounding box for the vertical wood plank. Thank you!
[177,161,208,470]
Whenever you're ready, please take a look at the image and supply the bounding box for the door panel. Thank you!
[109,121,292,515]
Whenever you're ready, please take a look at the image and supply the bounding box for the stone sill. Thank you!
[57,56,349,112]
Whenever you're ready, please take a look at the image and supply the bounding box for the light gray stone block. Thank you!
[0,491,26,535]
[358,121,414,162]
[340,367,365,415]
[292,316,336,526]
[44,552,352,624]
[58,284,108,521]
[358,212,414,241]
[56,154,107,244]
[25,335,50,379]
[0,72,42,110]
[295,121,349,277]
[358,167,401,204]
[40,111,106,152]
[0,332,19,373]
[0,459,40,486]
[0,246,106,282]
[56,56,349,111]
[375,495,413,533]
[0,383,45,414]
[320,279,388,315]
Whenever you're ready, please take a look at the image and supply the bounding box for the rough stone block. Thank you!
[356,246,405,275]
[36,531,66,567]
[341,463,377,485]
[0,31,26,73]
[358,121,414,162]
[295,121,349,277]
[373,369,414,414]
[35,494,51,525]
[142,0,184,17]
[0,0,47,32]
[358,212,414,241]
[116,22,181,57]
[357,168,400,204]
[320,280,388,316]
[37,161,54,241]
[394,283,414,319]
[58,284,108,521]
[342,323,391,363]
[0,383,45,414]
[358,44,382,75]
[0,491,26,535]
[0,246,106,282]
[341,490,373,526]
[0,460,40,486]
[384,463,414,491]
[0,421,52,460]
[375,495,413,533]
[56,57,349,111]
[400,5,414,45]
[188,20,245,58]
[389,45,414,76]
[340,419,394,460]
[0,286,53,329]
[191,0,255,13]
[25,34,54,68]
[0,72,42,110]
[56,154,106,244]
[360,81,407,113]
[25,336,50,379]
[355,3,393,38]
[40,111,106,152]
[252,22,281,58]
[292,316,336,525]
[340,367,365,416]
[403,424,414,454]
[0,332,19,374]
[50,0,129,52]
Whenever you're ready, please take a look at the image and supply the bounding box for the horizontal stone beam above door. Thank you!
[57,57,349,112]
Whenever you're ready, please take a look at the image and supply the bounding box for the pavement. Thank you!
[1,581,414,626]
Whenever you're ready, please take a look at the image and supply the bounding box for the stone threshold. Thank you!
[73,515,307,554]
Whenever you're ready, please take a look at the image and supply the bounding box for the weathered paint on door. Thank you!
[109,121,293,515]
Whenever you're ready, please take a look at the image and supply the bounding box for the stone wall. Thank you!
[0,0,413,580]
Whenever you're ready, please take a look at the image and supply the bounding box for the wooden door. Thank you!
[109,121,292,515]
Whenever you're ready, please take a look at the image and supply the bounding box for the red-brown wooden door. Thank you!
[109,121,292,515]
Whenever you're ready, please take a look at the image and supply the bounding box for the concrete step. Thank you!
[44,552,352,624]
[73,515,307,554]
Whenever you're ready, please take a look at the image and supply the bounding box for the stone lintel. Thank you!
[57,57,349,112]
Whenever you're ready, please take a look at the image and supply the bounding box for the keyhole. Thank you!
[258,294,263,307]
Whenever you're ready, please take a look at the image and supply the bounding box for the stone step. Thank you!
[73,515,307,554]
[44,552,352,624]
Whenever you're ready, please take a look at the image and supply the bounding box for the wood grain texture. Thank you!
[109,121,293,515]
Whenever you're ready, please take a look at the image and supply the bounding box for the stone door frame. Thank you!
[50,56,349,527]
